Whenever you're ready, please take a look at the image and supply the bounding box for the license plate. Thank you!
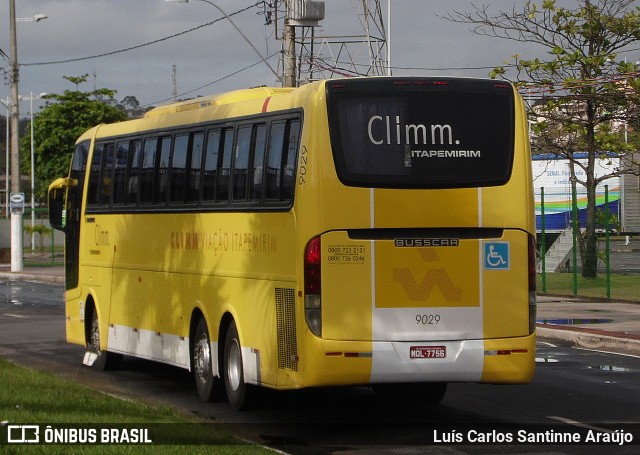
[410,346,446,359]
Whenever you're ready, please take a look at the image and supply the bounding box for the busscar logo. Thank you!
[392,248,462,302]
[395,238,459,248]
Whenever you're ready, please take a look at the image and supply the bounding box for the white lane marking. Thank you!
[548,416,618,434]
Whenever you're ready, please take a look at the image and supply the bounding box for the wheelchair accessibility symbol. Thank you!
[484,242,510,270]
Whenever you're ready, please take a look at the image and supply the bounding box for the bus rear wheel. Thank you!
[87,310,122,370]
[192,317,222,402]
[223,322,253,410]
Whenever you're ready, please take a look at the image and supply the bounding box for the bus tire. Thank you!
[373,382,447,405]
[223,321,252,410]
[87,310,122,371]
[192,317,222,402]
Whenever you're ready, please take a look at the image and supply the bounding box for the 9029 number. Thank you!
[416,314,441,325]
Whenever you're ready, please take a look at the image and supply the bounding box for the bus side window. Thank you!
[188,132,204,203]
[233,125,252,201]
[156,136,171,205]
[216,127,234,203]
[100,143,115,206]
[87,143,104,206]
[202,129,221,202]
[140,138,157,204]
[170,134,189,203]
[251,124,267,202]
[127,140,142,204]
[113,141,129,205]
[69,140,89,219]
[265,121,285,201]
[282,120,301,201]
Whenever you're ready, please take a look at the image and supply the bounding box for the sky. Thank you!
[1,0,557,114]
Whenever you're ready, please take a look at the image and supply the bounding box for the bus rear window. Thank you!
[326,78,515,188]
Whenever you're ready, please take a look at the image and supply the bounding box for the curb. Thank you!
[0,271,65,284]
[537,324,640,355]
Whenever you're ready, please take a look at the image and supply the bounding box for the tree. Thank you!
[120,95,140,112]
[116,95,151,118]
[20,74,127,201]
[446,0,640,278]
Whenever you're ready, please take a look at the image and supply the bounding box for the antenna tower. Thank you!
[270,0,389,85]
[172,64,178,101]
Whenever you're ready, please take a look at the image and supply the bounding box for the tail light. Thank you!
[528,234,537,334]
[304,236,322,337]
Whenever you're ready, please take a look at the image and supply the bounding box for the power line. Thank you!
[309,53,640,97]
[21,2,263,67]
[17,0,640,104]
[517,71,640,97]
[142,51,280,108]
[318,59,515,73]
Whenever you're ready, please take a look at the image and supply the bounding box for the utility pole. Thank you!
[7,4,47,271]
[9,0,23,272]
[281,0,325,87]
[283,4,297,88]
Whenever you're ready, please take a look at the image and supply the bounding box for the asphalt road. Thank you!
[1,279,639,454]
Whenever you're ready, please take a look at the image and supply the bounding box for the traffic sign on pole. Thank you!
[9,192,25,215]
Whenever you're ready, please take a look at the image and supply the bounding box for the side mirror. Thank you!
[48,178,68,232]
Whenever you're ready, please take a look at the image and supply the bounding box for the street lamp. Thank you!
[15,13,48,23]
[8,0,48,272]
[19,92,48,251]
[165,0,281,82]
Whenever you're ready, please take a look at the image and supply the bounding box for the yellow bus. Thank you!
[49,77,536,410]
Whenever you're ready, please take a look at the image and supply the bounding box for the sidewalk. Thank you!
[0,263,65,284]
[536,295,640,355]
[1,265,639,355]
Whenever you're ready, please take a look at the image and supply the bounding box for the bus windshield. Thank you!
[326,78,515,189]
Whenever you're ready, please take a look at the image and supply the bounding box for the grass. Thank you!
[537,273,640,302]
[0,358,271,454]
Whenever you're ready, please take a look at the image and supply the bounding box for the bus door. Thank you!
[49,140,90,292]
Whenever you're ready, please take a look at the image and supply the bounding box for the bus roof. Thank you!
[73,85,299,144]
[144,86,296,118]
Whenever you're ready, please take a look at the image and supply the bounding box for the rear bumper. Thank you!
[293,332,536,388]
[371,333,535,384]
